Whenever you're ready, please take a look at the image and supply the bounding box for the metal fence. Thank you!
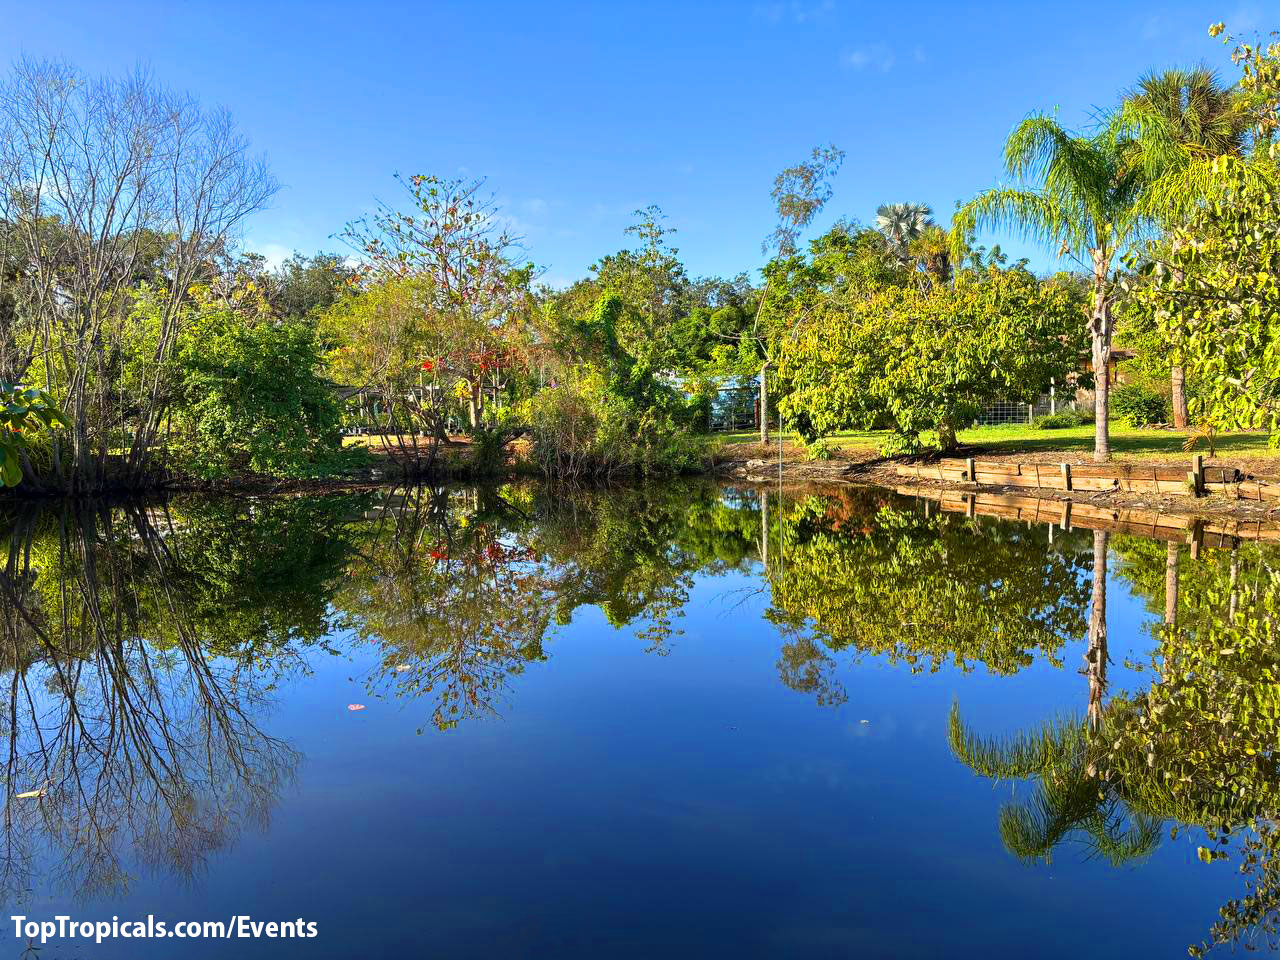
[972,393,1078,427]
[709,387,757,431]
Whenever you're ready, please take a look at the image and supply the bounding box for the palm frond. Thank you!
[951,187,1078,261]
[947,702,1086,780]
[998,770,1100,861]
[1083,807,1163,866]
[1006,114,1116,217]
[1139,153,1278,223]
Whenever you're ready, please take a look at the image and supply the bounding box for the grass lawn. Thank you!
[717,423,1279,464]
[718,428,884,449]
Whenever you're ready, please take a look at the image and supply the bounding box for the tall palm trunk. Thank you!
[1170,251,1189,428]
[1090,250,1113,462]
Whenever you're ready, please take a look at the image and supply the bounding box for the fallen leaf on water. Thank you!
[394,664,411,673]
[347,704,366,712]
[15,788,43,799]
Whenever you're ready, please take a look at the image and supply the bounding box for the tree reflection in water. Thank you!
[2,480,1279,954]
[762,488,1092,676]
[0,500,320,902]
[951,528,1280,957]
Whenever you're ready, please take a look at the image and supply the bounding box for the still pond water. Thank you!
[0,480,1277,958]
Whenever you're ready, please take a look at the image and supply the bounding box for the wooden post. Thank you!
[1191,454,1204,498]
[965,457,975,482]
[965,494,976,519]
[1188,519,1203,559]
[1060,462,1072,491]
[1060,500,1072,531]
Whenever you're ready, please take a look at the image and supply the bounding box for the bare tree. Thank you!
[0,58,276,492]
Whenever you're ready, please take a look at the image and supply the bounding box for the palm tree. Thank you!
[1123,67,1247,428]
[947,529,1164,865]
[875,202,934,261]
[952,116,1146,461]
[948,704,1163,866]
[907,224,953,288]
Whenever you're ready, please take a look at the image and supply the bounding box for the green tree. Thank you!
[171,287,343,480]
[320,276,468,471]
[340,174,534,431]
[749,144,845,444]
[273,251,358,320]
[778,264,1087,450]
[1124,29,1280,443]
[1123,66,1248,427]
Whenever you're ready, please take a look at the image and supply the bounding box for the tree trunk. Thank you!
[468,384,481,431]
[1086,529,1109,731]
[1170,251,1188,429]
[1171,364,1188,428]
[1090,250,1112,463]
[937,418,957,453]
[759,362,770,445]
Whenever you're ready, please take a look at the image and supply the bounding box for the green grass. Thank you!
[718,428,883,448]
[717,423,1279,462]
[955,423,1276,460]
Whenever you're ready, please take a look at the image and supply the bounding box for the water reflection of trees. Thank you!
[336,482,760,730]
[0,496,356,901]
[334,486,558,730]
[12,476,1280,954]
[952,531,1280,957]
[335,482,1101,723]
[764,489,1092,676]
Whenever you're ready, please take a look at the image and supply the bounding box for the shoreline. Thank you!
[8,439,1280,526]
[713,443,1280,525]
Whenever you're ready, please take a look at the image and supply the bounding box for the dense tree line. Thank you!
[0,21,1275,490]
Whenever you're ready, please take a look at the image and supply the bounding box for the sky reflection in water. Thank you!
[0,481,1273,959]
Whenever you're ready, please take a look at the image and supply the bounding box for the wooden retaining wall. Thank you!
[894,456,1280,501]
[895,484,1280,552]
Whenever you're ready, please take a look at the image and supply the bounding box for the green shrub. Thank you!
[1110,384,1168,427]
[463,424,513,476]
[527,375,708,479]
[1031,409,1091,430]
[878,432,923,457]
[805,437,834,461]
[173,314,344,481]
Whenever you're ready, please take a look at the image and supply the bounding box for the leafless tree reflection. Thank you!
[0,503,298,902]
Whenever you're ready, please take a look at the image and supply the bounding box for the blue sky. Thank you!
[0,0,1264,285]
